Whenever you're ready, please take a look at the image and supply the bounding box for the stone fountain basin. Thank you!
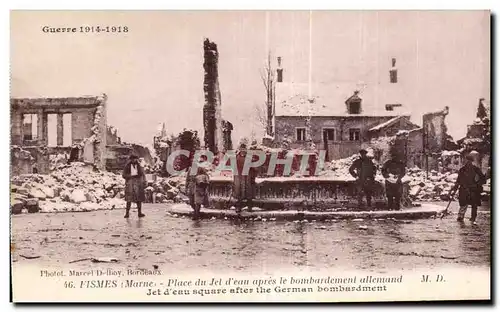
[166,203,446,221]
[207,176,412,210]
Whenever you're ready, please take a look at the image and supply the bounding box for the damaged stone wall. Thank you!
[406,128,424,168]
[423,107,449,152]
[106,126,121,145]
[367,117,420,140]
[274,115,396,159]
[10,95,108,175]
[104,123,154,172]
[203,38,224,154]
[368,128,424,169]
[106,143,153,173]
[129,144,153,165]
[10,146,36,176]
[422,106,450,171]
[91,94,107,170]
[105,145,132,173]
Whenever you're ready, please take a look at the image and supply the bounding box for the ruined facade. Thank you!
[106,126,121,145]
[272,58,413,161]
[422,106,450,171]
[422,106,449,154]
[274,113,402,160]
[457,98,491,174]
[10,95,108,174]
[104,126,154,173]
[367,115,420,140]
[203,38,224,154]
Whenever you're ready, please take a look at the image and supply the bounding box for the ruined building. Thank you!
[11,95,108,175]
[202,38,233,153]
[105,126,154,173]
[422,106,452,171]
[11,94,155,175]
[272,58,420,161]
[106,126,121,145]
[457,98,491,174]
[203,38,223,154]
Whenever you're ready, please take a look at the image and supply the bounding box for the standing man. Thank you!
[122,153,146,218]
[451,153,486,224]
[233,143,257,213]
[349,149,377,208]
[382,155,406,211]
[193,167,210,219]
[186,165,210,220]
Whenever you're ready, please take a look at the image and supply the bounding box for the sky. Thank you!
[10,10,490,149]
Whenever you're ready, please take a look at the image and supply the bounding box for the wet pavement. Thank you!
[11,202,490,274]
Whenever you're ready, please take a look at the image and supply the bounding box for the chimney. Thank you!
[389,58,398,83]
[277,56,283,83]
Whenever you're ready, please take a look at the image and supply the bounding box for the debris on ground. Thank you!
[10,162,187,214]
[19,254,41,259]
[321,150,491,202]
[11,162,128,213]
[69,257,119,264]
[10,149,490,214]
[91,257,119,263]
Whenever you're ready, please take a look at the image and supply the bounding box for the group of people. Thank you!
[185,142,256,219]
[348,149,486,223]
[121,146,487,224]
[348,149,406,211]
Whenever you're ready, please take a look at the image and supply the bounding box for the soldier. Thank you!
[451,153,486,224]
[186,163,211,220]
[122,153,146,218]
[192,167,210,219]
[382,155,406,211]
[233,143,257,213]
[349,149,377,208]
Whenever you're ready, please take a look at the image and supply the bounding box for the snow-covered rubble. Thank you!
[405,168,457,201]
[320,148,389,183]
[144,174,185,204]
[405,167,489,202]
[11,162,127,213]
[322,151,491,202]
[10,162,185,214]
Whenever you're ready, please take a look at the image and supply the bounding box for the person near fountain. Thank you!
[451,152,486,224]
[233,142,256,213]
[186,157,211,219]
[349,149,377,208]
[381,155,406,211]
[191,167,210,219]
[122,153,146,218]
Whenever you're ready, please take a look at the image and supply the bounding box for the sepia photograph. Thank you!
[9,9,491,302]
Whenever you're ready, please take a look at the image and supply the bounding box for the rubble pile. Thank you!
[323,151,491,202]
[322,153,359,181]
[11,162,127,214]
[10,161,190,214]
[143,174,186,204]
[405,168,459,201]
[321,148,387,183]
[49,153,69,171]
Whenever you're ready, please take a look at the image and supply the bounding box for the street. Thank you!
[11,202,490,274]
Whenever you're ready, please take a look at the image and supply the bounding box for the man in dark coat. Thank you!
[349,149,377,208]
[233,143,257,213]
[451,153,486,224]
[122,154,146,218]
[382,155,406,211]
[186,166,210,219]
